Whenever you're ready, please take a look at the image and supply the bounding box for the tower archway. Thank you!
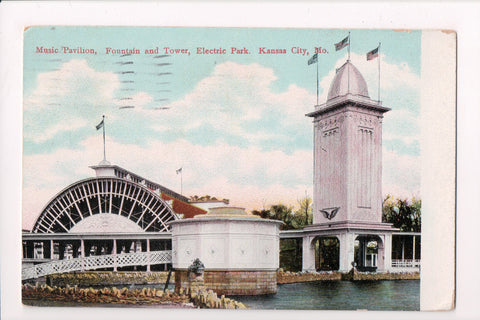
[354,235,384,272]
[312,236,340,271]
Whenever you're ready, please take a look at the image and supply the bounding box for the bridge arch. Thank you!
[32,177,178,233]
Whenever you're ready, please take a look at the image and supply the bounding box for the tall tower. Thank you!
[306,60,390,225]
[303,60,397,273]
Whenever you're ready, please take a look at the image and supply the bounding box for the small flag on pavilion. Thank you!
[367,46,379,60]
[308,53,318,65]
[335,36,349,51]
[176,167,182,174]
[96,119,104,130]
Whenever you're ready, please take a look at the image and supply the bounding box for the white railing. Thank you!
[22,250,172,280]
[391,259,421,268]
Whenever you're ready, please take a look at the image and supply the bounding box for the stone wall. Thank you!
[48,271,173,287]
[175,269,277,295]
[277,270,342,283]
[341,269,420,281]
[277,269,419,283]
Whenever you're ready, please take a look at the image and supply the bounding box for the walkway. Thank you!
[22,250,172,280]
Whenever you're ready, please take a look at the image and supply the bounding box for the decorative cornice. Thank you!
[306,94,390,118]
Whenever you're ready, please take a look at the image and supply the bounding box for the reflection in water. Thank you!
[230,280,420,310]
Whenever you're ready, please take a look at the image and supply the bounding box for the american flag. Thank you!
[308,53,318,65]
[95,119,104,130]
[367,46,379,60]
[335,36,349,51]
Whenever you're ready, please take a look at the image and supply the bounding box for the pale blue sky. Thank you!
[24,27,420,153]
[23,27,421,228]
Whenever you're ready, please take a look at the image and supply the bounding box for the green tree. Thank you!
[251,209,270,219]
[294,195,313,228]
[382,195,421,232]
[252,204,294,230]
[270,204,295,230]
[252,199,313,230]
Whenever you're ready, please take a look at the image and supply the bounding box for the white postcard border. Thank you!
[1,2,477,319]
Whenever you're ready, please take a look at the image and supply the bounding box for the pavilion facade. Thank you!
[22,161,206,273]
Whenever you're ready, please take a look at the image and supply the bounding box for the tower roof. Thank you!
[327,60,369,101]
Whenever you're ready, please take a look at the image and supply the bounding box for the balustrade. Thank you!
[22,250,172,280]
[391,259,421,268]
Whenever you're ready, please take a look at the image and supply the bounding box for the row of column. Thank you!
[23,239,171,272]
[302,233,393,272]
[393,235,420,260]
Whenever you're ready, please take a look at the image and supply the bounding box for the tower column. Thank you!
[302,236,315,272]
[146,239,151,272]
[80,239,85,272]
[113,239,117,272]
[339,232,355,272]
[384,233,393,272]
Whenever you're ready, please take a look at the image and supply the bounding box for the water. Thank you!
[26,280,419,310]
[230,280,420,311]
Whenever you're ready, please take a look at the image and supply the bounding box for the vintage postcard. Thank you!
[17,25,456,314]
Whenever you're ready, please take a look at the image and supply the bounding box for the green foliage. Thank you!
[271,204,295,230]
[294,195,313,228]
[252,205,293,229]
[382,195,421,232]
[251,209,270,219]
[279,238,302,271]
[189,195,229,204]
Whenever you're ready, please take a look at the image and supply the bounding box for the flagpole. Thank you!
[347,31,351,94]
[102,115,106,161]
[316,56,319,105]
[177,168,183,195]
[378,42,381,102]
[348,31,351,61]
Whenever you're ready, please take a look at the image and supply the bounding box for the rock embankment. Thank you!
[186,286,247,309]
[22,283,190,307]
[22,283,247,309]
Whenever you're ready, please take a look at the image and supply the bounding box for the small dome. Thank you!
[327,61,369,101]
[199,206,254,218]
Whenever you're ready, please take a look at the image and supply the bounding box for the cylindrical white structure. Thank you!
[170,207,282,295]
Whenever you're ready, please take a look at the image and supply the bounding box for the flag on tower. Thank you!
[96,119,104,130]
[308,53,318,65]
[335,36,349,51]
[176,167,182,174]
[367,46,379,60]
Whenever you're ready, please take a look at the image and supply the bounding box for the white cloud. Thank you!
[23,59,121,144]
[382,148,421,198]
[139,61,315,146]
[25,119,88,143]
[383,108,420,145]
[23,135,313,230]
[115,91,153,109]
[318,52,420,103]
[25,59,119,111]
